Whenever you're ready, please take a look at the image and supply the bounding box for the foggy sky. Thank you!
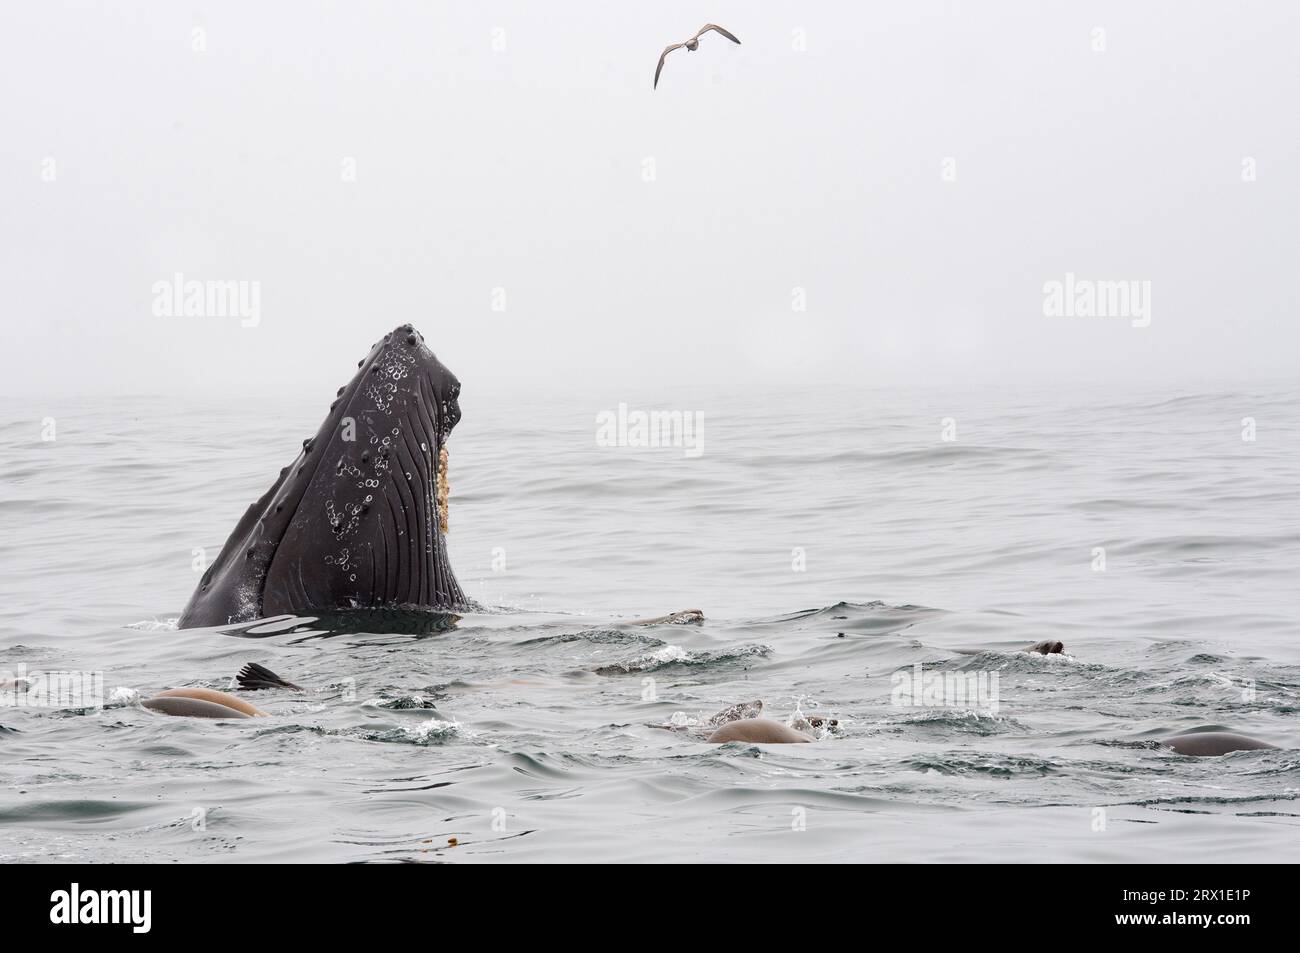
[2,1,1297,399]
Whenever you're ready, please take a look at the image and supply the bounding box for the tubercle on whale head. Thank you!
[178,324,466,628]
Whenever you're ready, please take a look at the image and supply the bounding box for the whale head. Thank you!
[179,324,466,628]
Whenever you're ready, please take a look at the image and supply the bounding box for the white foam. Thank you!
[125,617,179,631]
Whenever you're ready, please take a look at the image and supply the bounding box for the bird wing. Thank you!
[654,43,684,88]
[695,23,741,44]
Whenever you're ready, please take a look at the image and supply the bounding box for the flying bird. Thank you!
[654,23,742,89]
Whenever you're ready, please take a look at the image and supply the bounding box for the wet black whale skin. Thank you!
[179,325,466,628]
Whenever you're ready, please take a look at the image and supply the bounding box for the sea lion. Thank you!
[142,696,252,719]
[1163,731,1277,757]
[1025,640,1065,655]
[953,641,1067,656]
[150,687,267,717]
[178,325,466,628]
[628,609,704,626]
[791,712,839,734]
[658,701,832,743]
[707,718,813,744]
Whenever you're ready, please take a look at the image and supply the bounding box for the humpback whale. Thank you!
[179,325,465,628]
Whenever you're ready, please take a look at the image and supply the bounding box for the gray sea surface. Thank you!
[2,381,1298,862]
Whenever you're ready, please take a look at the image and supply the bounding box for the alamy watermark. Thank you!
[50,884,151,933]
[152,272,261,327]
[2,666,104,709]
[1042,272,1150,328]
[890,663,999,715]
[595,403,704,458]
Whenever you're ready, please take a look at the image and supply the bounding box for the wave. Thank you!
[255,719,463,746]
[900,753,1059,777]
[879,708,1028,735]
[594,643,770,675]
[520,628,659,649]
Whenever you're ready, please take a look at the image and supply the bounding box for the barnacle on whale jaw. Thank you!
[436,444,449,534]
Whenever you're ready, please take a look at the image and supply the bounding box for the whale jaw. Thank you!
[179,324,466,628]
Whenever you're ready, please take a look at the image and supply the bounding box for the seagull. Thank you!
[654,23,742,89]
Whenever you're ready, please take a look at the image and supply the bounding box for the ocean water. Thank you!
[2,381,1298,863]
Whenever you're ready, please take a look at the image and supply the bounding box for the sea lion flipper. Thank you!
[706,699,764,726]
[237,662,302,692]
